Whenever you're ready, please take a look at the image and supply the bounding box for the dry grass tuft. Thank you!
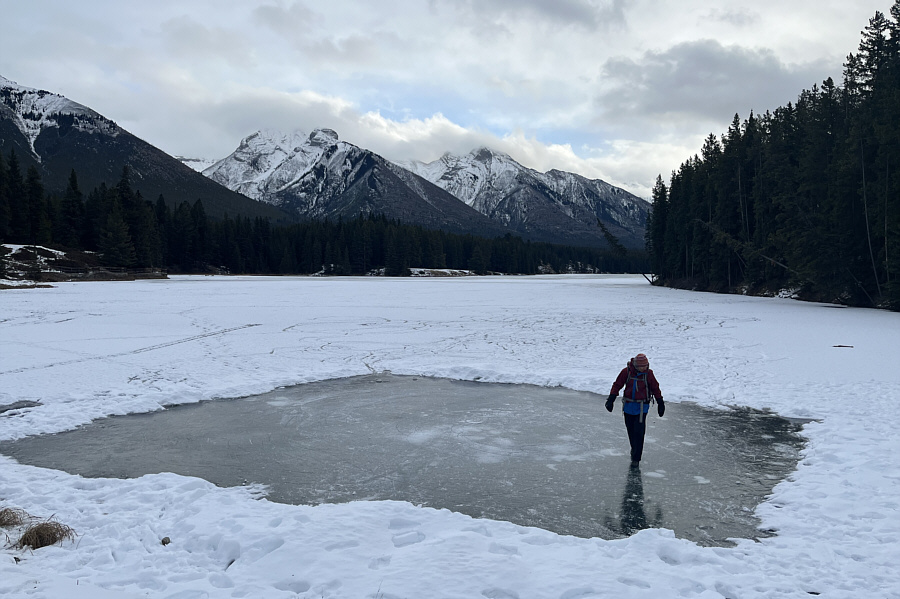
[15,519,76,550]
[0,507,32,528]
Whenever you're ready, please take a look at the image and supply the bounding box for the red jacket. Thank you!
[610,361,662,402]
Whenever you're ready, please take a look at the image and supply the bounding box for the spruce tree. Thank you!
[191,199,211,266]
[82,185,107,251]
[169,202,197,271]
[646,175,668,278]
[155,195,169,265]
[6,151,26,242]
[59,170,85,248]
[99,200,136,267]
[25,166,52,245]
[468,244,490,275]
[0,152,8,241]
[384,228,410,276]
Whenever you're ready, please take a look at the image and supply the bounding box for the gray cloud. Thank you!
[252,3,401,68]
[430,0,631,30]
[252,2,321,36]
[144,89,356,159]
[704,7,761,28]
[159,16,257,68]
[597,39,833,131]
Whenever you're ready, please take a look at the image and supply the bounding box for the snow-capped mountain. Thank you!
[204,130,650,248]
[202,129,504,236]
[0,75,119,161]
[203,129,331,201]
[397,148,650,248]
[0,75,289,222]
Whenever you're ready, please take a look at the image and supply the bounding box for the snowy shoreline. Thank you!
[1,275,899,598]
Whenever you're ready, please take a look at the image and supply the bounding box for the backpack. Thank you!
[622,365,652,403]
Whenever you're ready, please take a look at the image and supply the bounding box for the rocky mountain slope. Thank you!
[397,149,650,248]
[202,129,505,237]
[203,128,650,248]
[0,75,291,222]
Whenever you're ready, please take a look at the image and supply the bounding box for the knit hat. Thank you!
[633,353,649,368]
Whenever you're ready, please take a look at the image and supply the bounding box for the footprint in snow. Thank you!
[208,572,234,589]
[324,540,360,551]
[616,577,651,589]
[239,536,285,564]
[368,555,392,570]
[391,530,426,547]
[463,524,493,537]
[488,543,519,556]
[388,517,421,530]
[274,578,311,593]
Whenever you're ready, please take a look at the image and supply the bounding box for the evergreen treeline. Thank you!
[646,4,900,309]
[0,154,646,276]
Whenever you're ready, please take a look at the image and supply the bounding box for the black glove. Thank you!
[605,394,616,412]
[657,398,665,417]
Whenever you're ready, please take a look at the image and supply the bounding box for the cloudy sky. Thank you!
[1,1,890,197]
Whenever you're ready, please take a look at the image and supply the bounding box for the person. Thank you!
[605,353,664,465]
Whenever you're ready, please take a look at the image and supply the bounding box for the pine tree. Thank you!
[82,185,107,251]
[858,11,892,93]
[59,170,85,248]
[350,218,373,274]
[169,202,197,271]
[6,151,26,242]
[25,166,52,245]
[468,243,490,275]
[340,246,351,275]
[155,196,169,265]
[646,175,668,277]
[427,233,446,269]
[0,152,8,241]
[277,242,297,273]
[384,228,410,276]
[99,200,136,267]
[191,199,211,266]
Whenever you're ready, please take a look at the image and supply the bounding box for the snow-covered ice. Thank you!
[1,274,898,598]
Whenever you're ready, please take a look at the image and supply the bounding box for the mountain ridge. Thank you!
[396,148,649,248]
[1,74,649,249]
[202,128,508,237]
[0,75,293,223]
[205,130,650,248]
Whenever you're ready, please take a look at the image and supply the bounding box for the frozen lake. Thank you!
[3,274,898,598]
[0,373,807,546]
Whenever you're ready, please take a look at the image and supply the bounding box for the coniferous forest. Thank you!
[0,155,646,277]
[646,5,900,309]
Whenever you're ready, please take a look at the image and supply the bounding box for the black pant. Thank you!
[623,412,647,462]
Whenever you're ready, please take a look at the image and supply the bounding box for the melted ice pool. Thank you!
[0,374,808,546]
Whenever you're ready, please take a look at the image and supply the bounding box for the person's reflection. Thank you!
[606,464,663,536]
